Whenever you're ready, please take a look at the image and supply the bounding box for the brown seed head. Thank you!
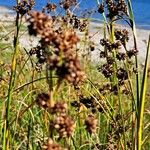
[98,4,104,14]
[85,114,97,134]
[27,11,53,36]
[13,0,35,15]
[60,0,77,10]
[51,102,68,115]
[43,138,63,150]
[36,93,50,109]
[53,115,76,138]
[44,2,57,13]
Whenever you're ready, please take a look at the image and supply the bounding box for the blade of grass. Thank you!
[2,0,21,149]
[126,0,140,109]
[126,1,140,149]
[137,35,150,150]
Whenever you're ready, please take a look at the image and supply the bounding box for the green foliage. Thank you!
[0,0,150,149]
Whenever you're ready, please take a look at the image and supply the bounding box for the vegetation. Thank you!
[0,0,150,149]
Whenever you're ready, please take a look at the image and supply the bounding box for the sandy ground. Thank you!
[0,6,150,63]
[0,6,14,14]
[0,6,15,21]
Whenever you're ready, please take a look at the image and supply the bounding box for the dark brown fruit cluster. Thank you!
[43,138,63,150]
[116,67,128,81]
[116,52,126,61]
[127,48,139,58]
[114,29,129,46]
[42,2,57,13]
[98,4,104,14]
[27,11,53,37]
[60,0,77,10]
[53,114,75,138]
[69,15,89,32]
[99,63,113,78]
[27,11,85,85]
[36,93,50,109]
[50,102,68,115]
[85,114,97,134]
[71,95,108,113]
[13,0,35,15]
[100,39,121,52]
[105,0,128,19]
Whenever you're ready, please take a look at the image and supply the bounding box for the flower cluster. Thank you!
[100,39,121,52]
[71,96,108,113]
[36,94,76,139]
[13,0,35,15]
[60,0,77,10]
[36,93,50,109]
[104,113,131,149]
[116,67,128,81]
[51,29,79,51]
[27,11,53,37]
[98,4,104,14]
[105,0,128,19]
[42,2,57,13]
[85,114,98,134]
[98,26,132,95]
[116,52,126,61]
[69,15,88,31]
[43,138,63,150]
[49,101,75,139]
[27,11,85,85]
[50,102,68,115]
[114,29,129,46]
[127,48,139,58]
[47,53,85,85]
[52,114,75,138]
[99,63,113,78]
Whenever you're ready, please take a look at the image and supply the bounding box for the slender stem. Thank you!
[126,1,141,149]
[127,0,140,112]
[137,36,150,150]
[46,64,54,107]
[2,2,20,148]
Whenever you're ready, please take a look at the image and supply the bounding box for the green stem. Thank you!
[137,36,150,150]
[126,1,141,148]
[110,20,127,149]
[127,0,140,112]
[2,2,20,148]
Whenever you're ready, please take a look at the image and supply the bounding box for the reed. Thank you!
[0,0,149,149]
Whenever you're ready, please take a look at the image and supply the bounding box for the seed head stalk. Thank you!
[110,21,127,150]
[2,0,21,149]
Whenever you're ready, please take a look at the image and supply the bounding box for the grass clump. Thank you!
[0,0,150,149]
